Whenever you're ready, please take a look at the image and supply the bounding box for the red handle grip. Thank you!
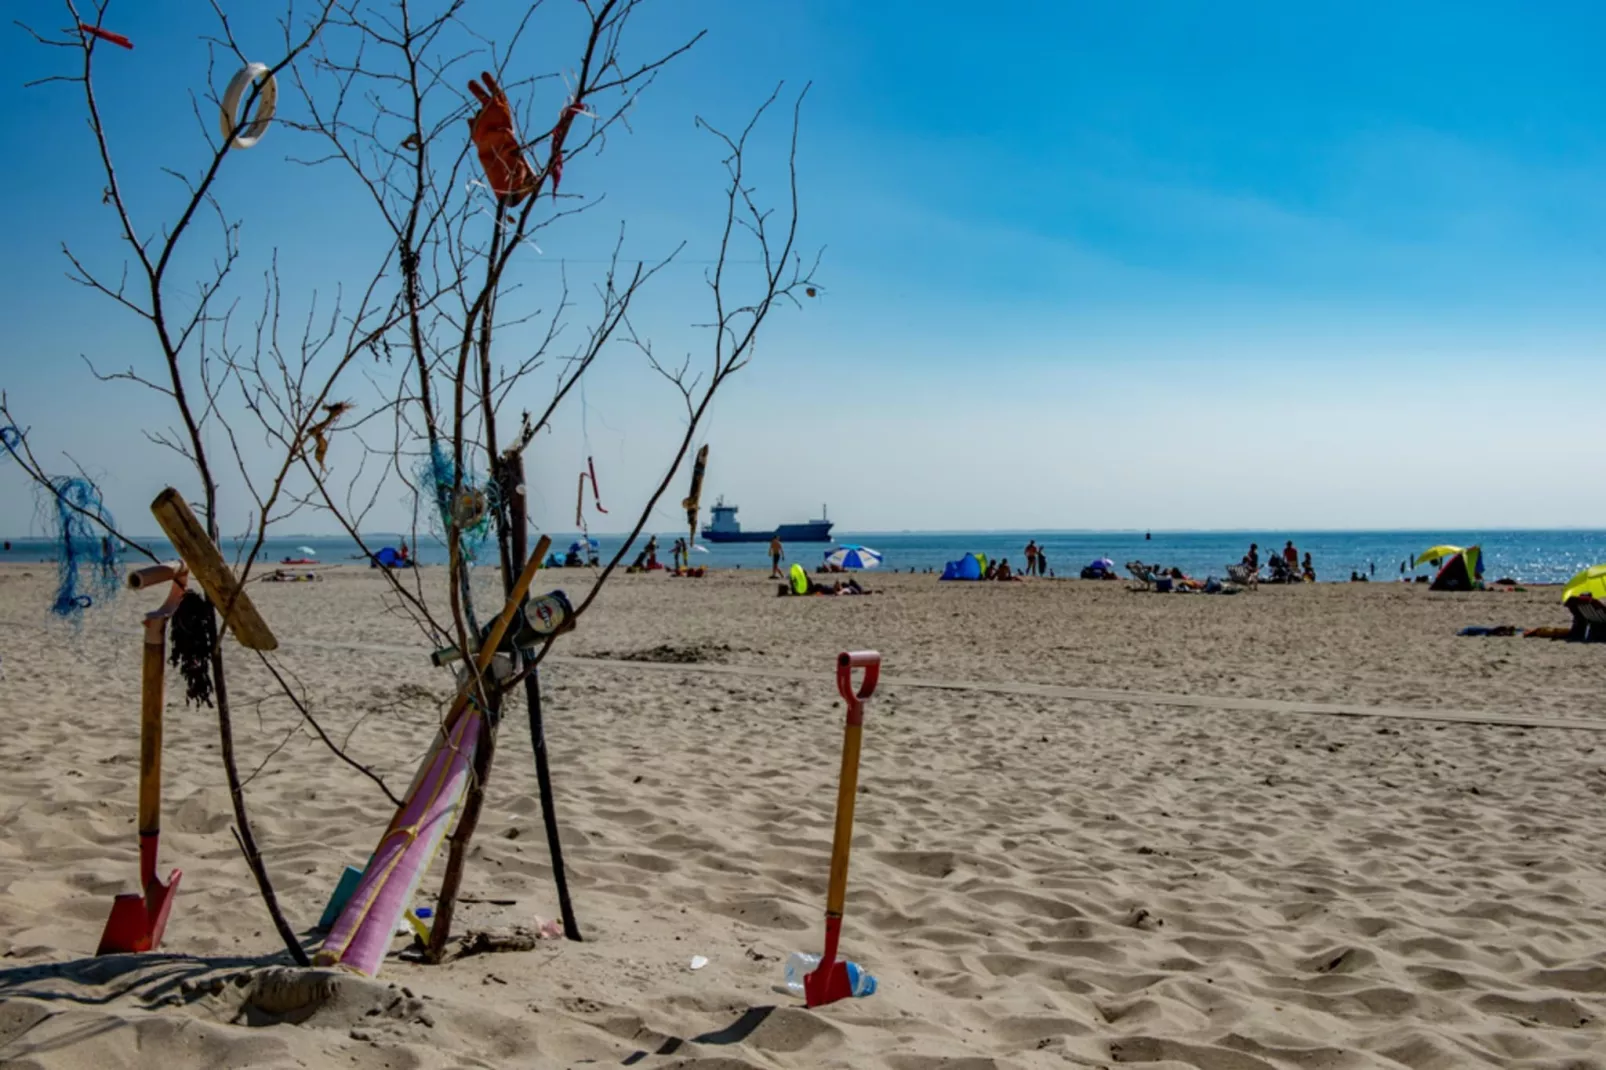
[836,650,880,712]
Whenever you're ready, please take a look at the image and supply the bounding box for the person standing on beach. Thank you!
[1245,543,1260,570]
[769,535,784,578]
[1283,541,1298,570]
[1024,540,1038,577]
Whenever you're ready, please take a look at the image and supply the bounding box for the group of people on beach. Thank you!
[985,558,1025,581]
[1021,540,1052,578]
[1244,541,1315,583]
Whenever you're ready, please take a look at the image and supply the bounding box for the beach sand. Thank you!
[1,563,1603,1068]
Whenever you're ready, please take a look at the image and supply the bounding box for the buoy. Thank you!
[220,63,278,149]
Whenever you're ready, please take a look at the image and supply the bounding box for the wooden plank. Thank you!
[149,488,278,651]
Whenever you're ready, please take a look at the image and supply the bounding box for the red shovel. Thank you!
[803,650,881,1008]
[97,566,188,955]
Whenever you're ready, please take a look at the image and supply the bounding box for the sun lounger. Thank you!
[1227,563,1258,589]
[1125,561,1157,591]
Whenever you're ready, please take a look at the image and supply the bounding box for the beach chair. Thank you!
[1567,596,1606,642]
[1126,561,1157,591]
[1227,563,1258,589]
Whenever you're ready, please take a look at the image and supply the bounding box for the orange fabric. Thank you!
[468,73,535,204]
[547,102,585,195]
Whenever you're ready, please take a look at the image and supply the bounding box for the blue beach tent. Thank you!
[940,552,985,581]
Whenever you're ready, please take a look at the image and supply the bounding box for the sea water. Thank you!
[1,529,1601,585]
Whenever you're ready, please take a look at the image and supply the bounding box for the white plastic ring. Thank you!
[219,63,278,150]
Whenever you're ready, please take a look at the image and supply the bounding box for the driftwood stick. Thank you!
[505,448,582,940]
[150,488,277,651]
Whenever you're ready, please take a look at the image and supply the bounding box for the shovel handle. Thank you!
[836,651,880,726]
[821,650,880,967]
[138,620,166,852]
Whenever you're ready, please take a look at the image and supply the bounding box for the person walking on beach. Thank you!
[769,535,784,578]
[1024,540,1038,577]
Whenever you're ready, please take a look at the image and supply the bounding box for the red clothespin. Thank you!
[79,23,134,50]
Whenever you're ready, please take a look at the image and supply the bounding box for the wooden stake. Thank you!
[149,489,278,651]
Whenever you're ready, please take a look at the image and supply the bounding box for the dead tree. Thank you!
[12,0,816,965]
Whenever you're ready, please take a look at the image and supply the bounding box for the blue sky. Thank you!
[3,0,1605,537]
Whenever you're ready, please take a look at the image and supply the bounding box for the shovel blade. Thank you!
[803,960,853,1008]
[143,869,182,950]
[97,892,151,955]
[95,869,181,956]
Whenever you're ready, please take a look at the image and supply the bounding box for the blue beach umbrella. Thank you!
[825,545,882,570]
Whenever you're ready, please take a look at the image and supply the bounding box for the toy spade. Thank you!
[803,650,881,1007]
[97,564,190,954]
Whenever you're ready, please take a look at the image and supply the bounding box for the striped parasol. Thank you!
[825,545,882,570]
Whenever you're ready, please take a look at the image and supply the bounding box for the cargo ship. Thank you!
[701,498,834,543]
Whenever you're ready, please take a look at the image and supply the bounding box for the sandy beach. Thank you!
[1,563,1603,1069]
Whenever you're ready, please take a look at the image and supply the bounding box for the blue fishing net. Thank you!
[0,425,121,617]
[48,476,121,616]
[420,440,497,562]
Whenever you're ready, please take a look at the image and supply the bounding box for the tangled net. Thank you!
[47,476,121,616]
[420,440,498,562]
[0,426,121,618]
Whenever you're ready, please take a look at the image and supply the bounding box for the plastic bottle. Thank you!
[783,951,878,998]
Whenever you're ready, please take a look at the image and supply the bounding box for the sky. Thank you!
[3,0,1606,538]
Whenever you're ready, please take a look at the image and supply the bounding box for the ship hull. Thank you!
[702,521,834,543]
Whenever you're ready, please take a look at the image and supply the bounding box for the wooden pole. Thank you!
[504,448,582,940]
[149,489,277,651]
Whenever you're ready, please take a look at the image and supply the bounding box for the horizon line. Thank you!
[11,524,1606,541]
